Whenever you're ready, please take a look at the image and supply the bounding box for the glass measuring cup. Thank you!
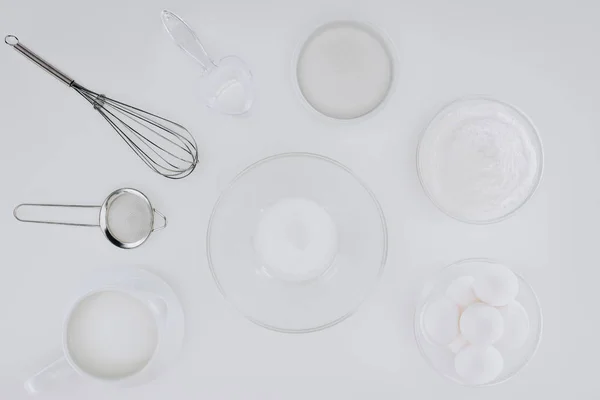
[24,267,185,394]
[161,10,254,116]
[13,188,166,249]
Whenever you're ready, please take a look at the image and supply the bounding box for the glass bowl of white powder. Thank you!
[417,98,543,224]
[207,153,388,333]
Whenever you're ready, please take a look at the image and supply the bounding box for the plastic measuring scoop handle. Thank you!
[24,356,77,394]
[161,10,216,74]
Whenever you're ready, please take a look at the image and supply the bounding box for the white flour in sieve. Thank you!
[107,193,153,244]
[418,100,541,222]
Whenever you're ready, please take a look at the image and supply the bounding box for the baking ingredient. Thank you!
[496,301,530,350]
[473,263,519,306]
[254,198,338,281]
[454,345,504,385]
[418,99,540,222]
[460,303,504,345]
[446,276,477,308]
[107,192,153,244]
[67,291,158,379]
[422,297,460,345]
[448,335,469,354]
[297,21,393,119]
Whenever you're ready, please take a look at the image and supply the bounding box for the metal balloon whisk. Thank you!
[5,35,198,179]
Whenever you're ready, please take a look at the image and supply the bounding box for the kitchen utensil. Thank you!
[161,10,254,116]
[4,35,198,179]
[25,267,185,394]
[207,153,387,333]
[14,188,166,249]
[414,259,542,386]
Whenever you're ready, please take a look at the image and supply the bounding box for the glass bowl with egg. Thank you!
[414,258,542,386]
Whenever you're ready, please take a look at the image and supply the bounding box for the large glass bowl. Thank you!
[414,259,543,386]
[207,153,387,333]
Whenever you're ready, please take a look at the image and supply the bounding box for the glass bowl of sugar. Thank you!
[417,98,544,224]
[207,153,388,333]
[293,20,396,121]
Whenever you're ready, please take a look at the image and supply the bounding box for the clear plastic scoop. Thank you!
[161,10,254,116]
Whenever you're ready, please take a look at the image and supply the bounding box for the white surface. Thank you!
[0,0,595,398]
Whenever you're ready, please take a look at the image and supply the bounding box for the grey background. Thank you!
[0,0,594,398]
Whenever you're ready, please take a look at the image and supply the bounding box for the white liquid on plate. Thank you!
[297,21,393,119]
[254,198,338,281]
[67,291,158,380]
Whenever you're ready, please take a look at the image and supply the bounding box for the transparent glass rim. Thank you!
[413,258,544,387]
[206,152,389,334]
[291,19,398,123]
[416,96,545,225]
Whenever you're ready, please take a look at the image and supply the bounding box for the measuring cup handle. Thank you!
[24,356,76,394]
[126,279,170,322]
[161,10,216,73]
[152,209,168,232]
[13,203,101,227]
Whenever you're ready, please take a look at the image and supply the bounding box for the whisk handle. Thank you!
[5,35,74,86]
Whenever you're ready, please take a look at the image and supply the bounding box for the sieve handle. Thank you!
[152,209,168,232]
[14,204,101,227]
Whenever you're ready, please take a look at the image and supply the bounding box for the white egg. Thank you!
[448,335,468,354]
[446,276,477,308]
[454,345,504,385]
[460,303,504,345]
[422,297,460,345]
[473,263,519,307]
[496,300,530,350]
